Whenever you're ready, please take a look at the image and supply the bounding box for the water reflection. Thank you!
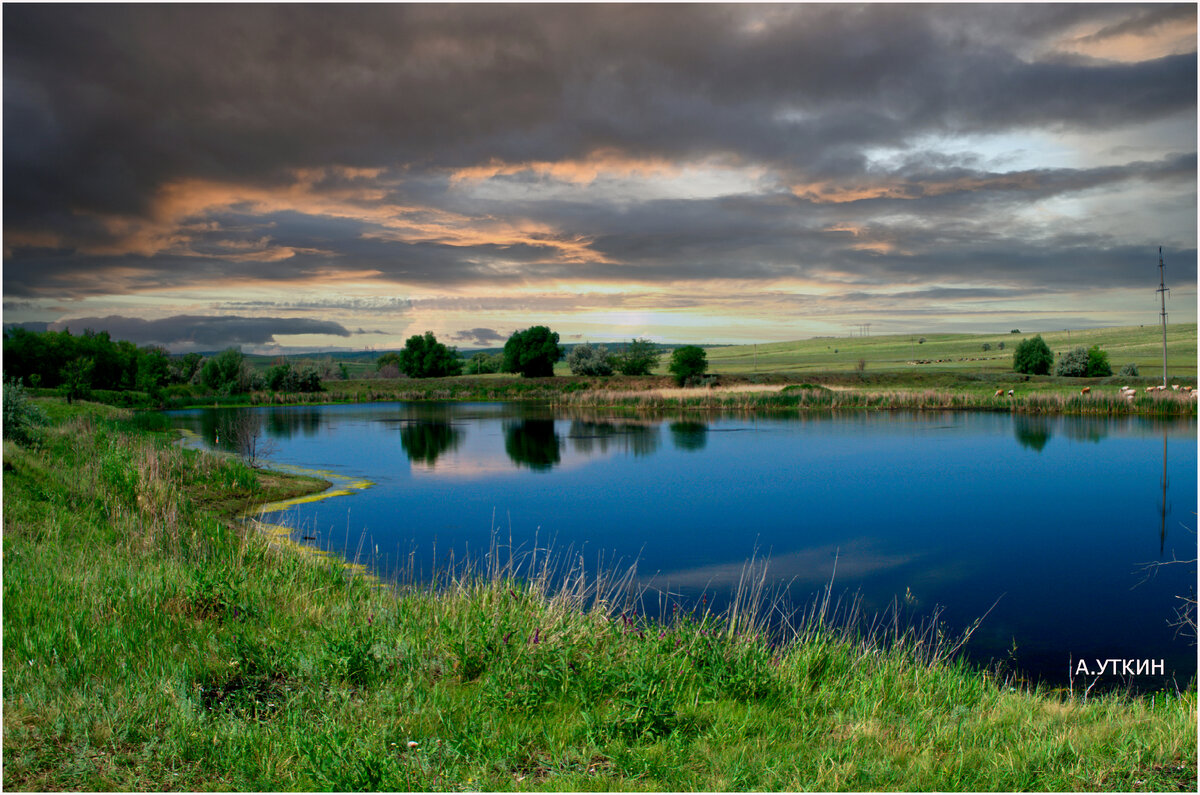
[400,422,463,466]
[567,420,660,457]
[670,421,708,452]
[1013,416,1051,452]
[504,419,561,471]
[1160,431,1169,556]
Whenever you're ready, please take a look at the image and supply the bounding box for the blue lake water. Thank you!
[168,402,1198,690]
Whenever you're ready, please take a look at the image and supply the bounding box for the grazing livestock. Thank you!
[994,389,1003,397]
[1172,385,1180,391]
[1080,386,1091,394]
[1006,389,1014,396]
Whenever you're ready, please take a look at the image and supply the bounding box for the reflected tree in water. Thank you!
[1061,418,1109,444]
[568,420,660,457]
[399,422,463,466]
[1013,417,1052,452]
[265,408,323,439]
[670,421,708,451]
[505,419,561,471]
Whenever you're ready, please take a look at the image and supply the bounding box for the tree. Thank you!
[201,348,248,393]
[1085,345,1112,377]
[669,345,708,386]
[60,357,94,404]
[1118,362,1139,377]
[1054,346,1089,377]
[567,343,614,376]
[981,343,991,352]
[503,326,563,377]
[136,346,171,396]
[375,352,403,372]
[613,338,661,376]
[398,332,463,378]
[1012,335,1053,375]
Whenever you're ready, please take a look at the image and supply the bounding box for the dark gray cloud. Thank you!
[2,3,1195,326]
[46,314,354,350]
[451,327,508,346]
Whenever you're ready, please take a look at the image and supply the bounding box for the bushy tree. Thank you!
[170,352,204,384]
[1118,362,1139,377]
[567,343,614,376]
[1054,345,1112,378]
[375,352,403,372]
[1054,346,1090,377]
[613,338,661,376]
[201,348,248,393]
[398,332,463,378]
[981,343,991,352]
[60,357,94,403]
[1085,345,1112,377]
[2,377,47,445]
[669,345,708,386]
[1012,335,1053,375]
[135,346,171,396]
[503,326,563,377]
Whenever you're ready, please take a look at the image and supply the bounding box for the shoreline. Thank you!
[3,399,1196,791]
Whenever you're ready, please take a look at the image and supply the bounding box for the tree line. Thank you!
[378,326,709,385]
[1011,335,1137,378]
[2,327,323,401]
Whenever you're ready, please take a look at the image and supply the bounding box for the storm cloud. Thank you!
[47,315,354,350]
[3,4,1195,344]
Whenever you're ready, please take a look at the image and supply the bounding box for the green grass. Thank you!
[698,324,1198,378]
[3,399,1196,790]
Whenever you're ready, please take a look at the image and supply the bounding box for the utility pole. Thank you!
[1157,246,1169,388]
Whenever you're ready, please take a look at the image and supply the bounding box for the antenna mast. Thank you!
[1157,246,1169,388]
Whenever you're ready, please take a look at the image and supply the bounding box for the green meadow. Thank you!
[2,399,1196,791]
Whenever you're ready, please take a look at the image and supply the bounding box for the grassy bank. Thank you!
[3,400,1196,790]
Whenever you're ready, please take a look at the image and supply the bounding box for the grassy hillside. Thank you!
[699,324,1198,378]
[2,400,1197,790]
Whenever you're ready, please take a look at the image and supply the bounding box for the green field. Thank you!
[687,324,1197,378]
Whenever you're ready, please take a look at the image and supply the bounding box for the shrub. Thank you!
[567,343,614,376]
[613,338,661,376]
[375,352,402,372]
[1085,345,1112,377]
[1118,362,1140,377]
[668,345,708,386]
[2,377,47,445]
[998,341,1005,350]
[1054,346,1090,377]
[503,326,563,377]
[1013,335,1053,375]
[398,332,463,378]
[982,343,991,352]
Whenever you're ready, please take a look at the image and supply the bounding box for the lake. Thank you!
[167,402,1197,691]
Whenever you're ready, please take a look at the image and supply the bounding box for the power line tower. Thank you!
[1157,246,1169,388]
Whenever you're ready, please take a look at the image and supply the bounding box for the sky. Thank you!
[3,3,1197,354]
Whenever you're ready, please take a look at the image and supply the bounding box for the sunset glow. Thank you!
[4,4,1195,352]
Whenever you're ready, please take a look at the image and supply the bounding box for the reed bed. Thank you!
[560,385,1198,417]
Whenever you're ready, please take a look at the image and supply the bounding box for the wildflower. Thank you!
[502,631,512,645]
[407,741,419,749]
[659,630,666,640]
